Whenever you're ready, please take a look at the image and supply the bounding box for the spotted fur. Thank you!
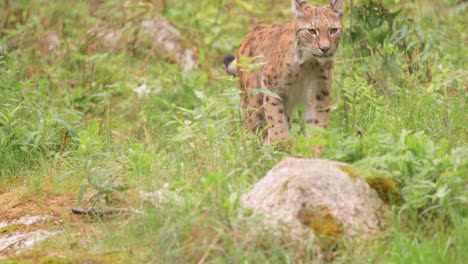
[224,0,343,144]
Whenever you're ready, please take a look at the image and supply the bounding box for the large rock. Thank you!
[139,17,198,72]
[242,158,387,245]
[85,17,198,72]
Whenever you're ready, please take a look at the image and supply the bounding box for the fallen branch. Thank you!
[71,207,143,216]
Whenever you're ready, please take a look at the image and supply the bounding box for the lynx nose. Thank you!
[320,46,330,54]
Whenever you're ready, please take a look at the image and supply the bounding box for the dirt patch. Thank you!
[0,189,99,260]
[0,187,142,263]
[0,214,61,257]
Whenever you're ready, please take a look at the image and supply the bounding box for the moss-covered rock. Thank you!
[339,165,361,181]
[365,176,404,205]
[297,205,343,250]
[242,158,388,260]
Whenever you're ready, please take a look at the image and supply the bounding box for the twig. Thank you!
[197,233,221,264]
[71,207,143,216]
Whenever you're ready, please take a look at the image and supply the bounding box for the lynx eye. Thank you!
[329,28,339,34]
[307,28,318,35]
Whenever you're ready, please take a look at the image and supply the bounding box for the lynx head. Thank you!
[291,0,343,63]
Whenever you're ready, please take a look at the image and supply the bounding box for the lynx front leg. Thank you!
[264,95,290,144]
[240,93,265,134]
[305,79,331,156]
[305,80,331,129]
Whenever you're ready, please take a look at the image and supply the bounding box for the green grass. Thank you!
[0,0,467,263]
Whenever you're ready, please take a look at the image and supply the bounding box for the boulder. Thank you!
[242,158,387,245]
[139,17,198,72]
[85,17,199,72]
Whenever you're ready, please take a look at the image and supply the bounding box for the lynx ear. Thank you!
[291,0,307,18]
[330,0,343,18]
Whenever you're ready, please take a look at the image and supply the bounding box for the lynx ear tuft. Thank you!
[330,0,343,18]
[291,0,307,18]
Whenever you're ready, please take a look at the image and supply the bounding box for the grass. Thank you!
[0,0,467,263]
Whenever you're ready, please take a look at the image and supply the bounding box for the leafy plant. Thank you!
[347,0,403,54]
[0,103,77,176]
[59,159,129,206]
[353,130,467,225]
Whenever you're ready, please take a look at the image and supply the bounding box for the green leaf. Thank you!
[237,55,266,72]
[236,0,255,12]
[78,184,89,204]
[241,62,267,72]
[55,170,77,184]
[251,88,282,100]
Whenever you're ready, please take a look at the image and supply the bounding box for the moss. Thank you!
[339,165,360,180]
[38,257,72,264]
[365,176,404,205]
[338,165,404,205]
[0,256,71,264]
[297,206,343,250]
[0,224,22,235]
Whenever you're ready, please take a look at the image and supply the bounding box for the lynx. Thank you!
[224,0,343,145]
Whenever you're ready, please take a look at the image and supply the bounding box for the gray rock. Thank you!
[0,215,60,257]
[139,17,198,72]
[85,17,199,72]
[242,158,387,243]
